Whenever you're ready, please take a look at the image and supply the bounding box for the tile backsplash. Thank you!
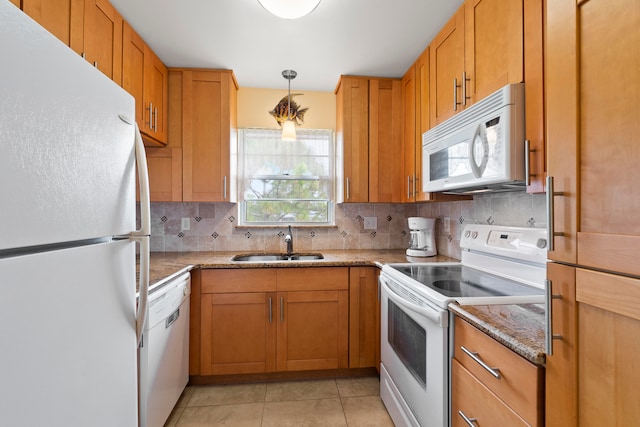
[144,191,546,259]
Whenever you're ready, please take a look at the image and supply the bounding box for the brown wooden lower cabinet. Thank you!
[198,267,350,376]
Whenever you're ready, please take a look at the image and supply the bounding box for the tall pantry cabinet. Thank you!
[545,0,640,426]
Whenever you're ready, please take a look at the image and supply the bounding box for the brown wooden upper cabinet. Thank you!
[430,1,523,126]
[176,69,238,203]
[122,21,168,146]
[335,76,403,203]
[82,0,122,84]
[429,0,544,193]
[21,0,84,54]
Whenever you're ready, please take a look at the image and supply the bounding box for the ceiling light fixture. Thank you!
[257,0,321,20]
[281,69,297,141]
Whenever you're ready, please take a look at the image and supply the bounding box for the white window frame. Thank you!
[238,128,335,226]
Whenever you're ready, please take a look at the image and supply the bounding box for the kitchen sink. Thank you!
[231,253,324,262]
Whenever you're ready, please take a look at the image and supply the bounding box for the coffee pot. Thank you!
[406,217,437,257]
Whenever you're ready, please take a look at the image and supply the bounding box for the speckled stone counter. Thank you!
[147,249,458,290]
[449,302,546,365]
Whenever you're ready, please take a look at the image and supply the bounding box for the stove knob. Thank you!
[471,231,478,239]
[464,230,471,238]
[536,238,547,249]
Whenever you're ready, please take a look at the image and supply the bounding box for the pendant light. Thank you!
[258,0,321,20]
[281,69,297,141]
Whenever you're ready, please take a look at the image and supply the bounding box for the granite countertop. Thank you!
[448,302,546,365]
[147,249,457,289]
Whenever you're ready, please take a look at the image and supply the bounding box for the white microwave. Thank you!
[422,83,526,194]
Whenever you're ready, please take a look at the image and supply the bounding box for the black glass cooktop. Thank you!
[390,264,543,298]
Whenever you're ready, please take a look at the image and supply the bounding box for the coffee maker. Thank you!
[406,217,437,257]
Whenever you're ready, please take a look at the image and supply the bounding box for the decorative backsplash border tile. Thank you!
[141,192,546,259]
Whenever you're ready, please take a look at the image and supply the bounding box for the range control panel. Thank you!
[460,224,548,263]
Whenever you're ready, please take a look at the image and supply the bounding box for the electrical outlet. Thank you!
[181,217,190,230]
[443,217,450,233]
[364,217,377,230]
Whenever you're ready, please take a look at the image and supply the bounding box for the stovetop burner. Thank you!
[389,264,543,299]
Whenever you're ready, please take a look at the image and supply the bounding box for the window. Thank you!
[238,128,335,225]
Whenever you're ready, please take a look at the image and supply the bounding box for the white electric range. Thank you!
[379,224,548,427]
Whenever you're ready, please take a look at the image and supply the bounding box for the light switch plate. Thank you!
[181,217,190,230]
[364,217,377,230]
[443,217,450,233]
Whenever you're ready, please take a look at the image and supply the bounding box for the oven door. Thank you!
[379,273,449,427]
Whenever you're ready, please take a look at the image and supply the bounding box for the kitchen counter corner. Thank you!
[449,302,547,365]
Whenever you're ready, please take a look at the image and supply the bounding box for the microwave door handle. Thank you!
[380,277,447,327]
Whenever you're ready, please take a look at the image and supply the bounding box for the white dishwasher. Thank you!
[138,272,190,427]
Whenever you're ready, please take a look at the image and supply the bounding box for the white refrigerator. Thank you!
[0,2,150,426]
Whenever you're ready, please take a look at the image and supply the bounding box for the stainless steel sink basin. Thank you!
[231,253,324,262]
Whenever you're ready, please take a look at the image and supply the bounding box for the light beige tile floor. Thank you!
[164,376,395,427]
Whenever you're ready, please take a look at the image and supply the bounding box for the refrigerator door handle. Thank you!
[134,235,150,347]
[117,117,151,346]
[132,122,151,237]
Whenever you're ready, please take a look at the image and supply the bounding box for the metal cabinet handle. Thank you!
[458,410,478,427]
[454,78,460,111]
[93,61,98,68]
[268,297,273,324]
[546,176,565,251]
[414,175,418,198]
[280,297,284,323]
[346,177,350,200]
[146,102,154,131]
[223,176,227,200]
[407,176,412,200]
[524,139,533,187]
[460,346,501,379]
[462,72,471,106]
[154,106,158,131]
[545,279,564,355]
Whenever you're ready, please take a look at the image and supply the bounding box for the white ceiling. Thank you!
[110,0,463,92]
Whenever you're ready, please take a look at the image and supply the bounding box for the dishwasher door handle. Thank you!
[165,308,180,328]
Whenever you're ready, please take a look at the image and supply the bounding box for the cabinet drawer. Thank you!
[201,269,277,293]
[277,267,348,291]
[454,317,543,426]
[452,360,528,427]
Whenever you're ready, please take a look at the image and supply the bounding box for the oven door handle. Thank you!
[380,277,447,328]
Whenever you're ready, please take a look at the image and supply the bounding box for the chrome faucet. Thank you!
[284,225,293,255]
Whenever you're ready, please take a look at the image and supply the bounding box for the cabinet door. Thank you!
[336,76,369,202]
[429,7,465,126]
[369,79,402,202]
[401,65,417,203]
[575,269,640,426]
[82,0,122,83]
[414,47,431,202]
[22,0,84,54]
[145,147,182,202]
[144,47,168,145]
[122,22,145,130]
[200,292,276,375]
[546,263,577,427]
[523,0,545,193]
[464,0,523,104]
[547,0,640,271]
[182,70,236,202]
[277,290,349,372]
[348,267,378,368]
